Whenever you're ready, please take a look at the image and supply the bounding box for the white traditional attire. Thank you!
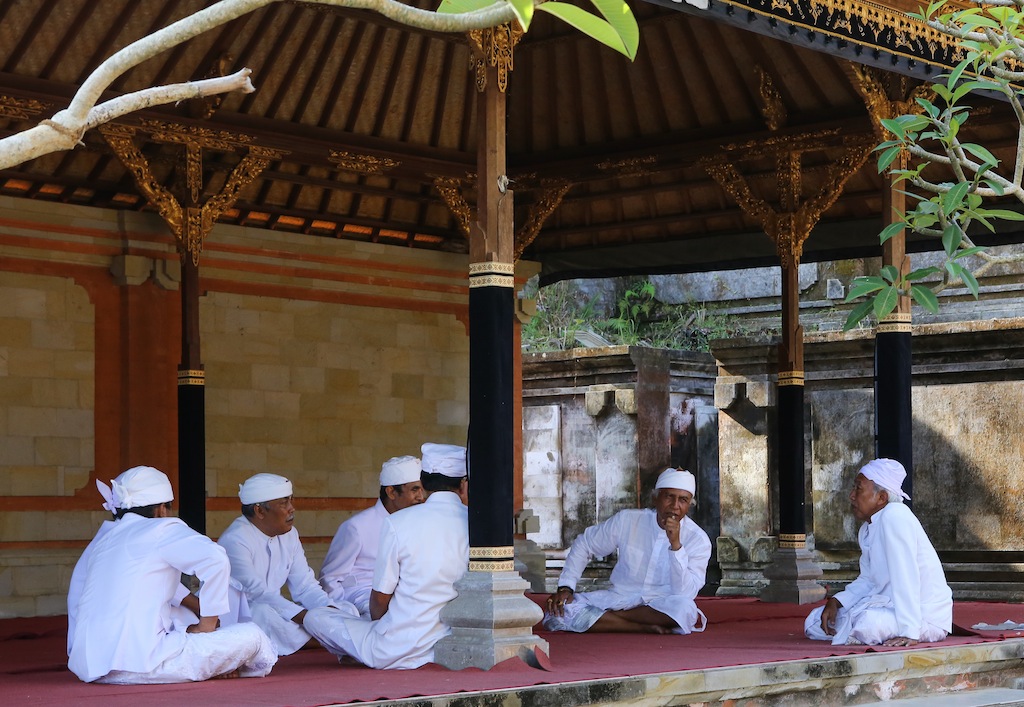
[320,499,388,616]
[804,501,952,645]
[545,508,712,633]
[320,455,422,617]
[218,515,342,655]
[306,444,469,670]
[67,467,275,683]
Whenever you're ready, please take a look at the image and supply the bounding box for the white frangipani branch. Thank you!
[0,0,518,170]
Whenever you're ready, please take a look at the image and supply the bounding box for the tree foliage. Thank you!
[844,0,1024,329]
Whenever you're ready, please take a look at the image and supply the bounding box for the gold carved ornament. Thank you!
[755,65,788,132]
[0,94,48,120]
[844,62,936,140]
[433,176,474,240]
[514,179,574,261]
[328,150,400,175]
[467,22,524,92]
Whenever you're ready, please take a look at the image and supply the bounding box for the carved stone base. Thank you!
[513,536,547,593]
[759,545,826,604]
[434,569,549,670]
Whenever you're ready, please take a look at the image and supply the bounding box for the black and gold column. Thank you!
[177,255,207,533]
[433,23,548,670]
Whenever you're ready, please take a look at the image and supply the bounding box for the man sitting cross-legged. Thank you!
[804,458,952,647]
[544,467,712,634]
[67,465,276,684]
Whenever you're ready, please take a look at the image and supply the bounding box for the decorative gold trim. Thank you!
[141,119,254,150]
[469,560,516,572]
[0,95,48,120]
[177,369,206,386]
[469,262,515,276]
[596,156,657,178]
[466,22,523,92]
[514,179,573,261]
[433,176,472,240]
[469,275,515,288]
[778,370,805,386]
[470,545,515,560]
[755,65,787,132]
[878,312,913,333]
[778,533,806,549]
[328,150,400,175]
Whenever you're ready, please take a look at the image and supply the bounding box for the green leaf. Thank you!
[539,3,628,58]
[941,180,970,215]
[880,265,899,283]
[905,267,939,281]
[436,0,495,13]
[872,286,900,320]
[960,267,980,297]
[843,298,876,331]
[979,208,1024,221]
[845,276,887,302]
[879,220,905,244]
[910,284,940,313]
[507,0,535,30]
[586,0,639,60]
[962,142,999,167]
[952,245,986,260]
[942,224,962,256]
[877,145,902,173]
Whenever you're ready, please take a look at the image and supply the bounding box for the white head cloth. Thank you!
[380,455,422,487]
[421,443,467,478]
[239,473,293,505]
[97,465,174,512]
[858,458,911,501]
[655,468,696,495]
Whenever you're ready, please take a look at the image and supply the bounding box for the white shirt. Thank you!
[319,500,388,601]
[833,502,952,640]
[67,514,231,683]
[558,509,712,605]
[362,491,468,669]
[218,516,331,621]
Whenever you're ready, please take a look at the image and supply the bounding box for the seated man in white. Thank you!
[304,443,469,669]
[67,465,276,684]
[805,458,952,647]
[544,467,712,634]
[320,455,425,617]
[219,473,357,656]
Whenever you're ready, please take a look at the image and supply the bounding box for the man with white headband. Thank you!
[544,467,712,634]
[67,466,276,683]
[320,455,426,617]
[804,458,952,647]
[218,473,357,656]
[305,442,469,669]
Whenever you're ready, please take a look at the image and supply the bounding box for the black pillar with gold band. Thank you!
[177,255,206,533]
[467,260,516,572]
[874,313,913,501]
[776,370,805,541]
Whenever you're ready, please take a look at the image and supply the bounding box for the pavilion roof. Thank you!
[0,0,1018,283]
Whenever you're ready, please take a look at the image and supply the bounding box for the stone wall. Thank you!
[713,320,1024,600]
[0,195,487,617]
[521,347,720,591]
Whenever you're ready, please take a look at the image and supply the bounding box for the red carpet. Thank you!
[3,598,1021,706]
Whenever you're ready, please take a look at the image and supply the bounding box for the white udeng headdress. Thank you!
[379,455,422,487]
[97,465,174,512]
[859,458,911,501]
[420,443,467,478]
[654,468,696,495]
[239,473,293,505]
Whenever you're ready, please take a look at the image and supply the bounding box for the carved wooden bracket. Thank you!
[432,176,474,241]
[514,179,573,261]
[467,22,523,93]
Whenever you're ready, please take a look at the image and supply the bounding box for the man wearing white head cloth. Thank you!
[218,473,358,656]
[66,466,276,683]
[805,458,952,647]
[545,467,712,634]
[305,442,469,669]
[320,455,425,617]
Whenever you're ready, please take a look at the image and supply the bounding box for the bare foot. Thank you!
[646,624,673,635]
[212,669,241,679]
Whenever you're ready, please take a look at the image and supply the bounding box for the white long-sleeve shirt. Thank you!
[558,509,711,606]
[218,516,331,621]
[319,500,388,608]
[67,514,231,682]
[833,502,952,640]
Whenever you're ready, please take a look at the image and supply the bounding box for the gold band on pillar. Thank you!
[777,370,804,387]
[469,545,515,572]
[177,369,205,386]
[469,261,515,289]
[778,533,806,549]
[878,312,912,334]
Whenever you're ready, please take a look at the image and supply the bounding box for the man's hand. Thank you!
[546,586,575,617]
[292,609,307,625]
[663,514,682,551]
[882,636,918,647]
[187,616,219,634]
[820,597,842,636]
[370,590,393,621]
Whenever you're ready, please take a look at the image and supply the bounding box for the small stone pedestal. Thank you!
[759,545,826,604]
[433,570,548,670]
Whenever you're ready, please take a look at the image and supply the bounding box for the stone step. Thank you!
[860,687,1024,706]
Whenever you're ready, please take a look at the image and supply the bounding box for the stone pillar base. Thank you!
[759,546,826,604]
[434,569,549,671]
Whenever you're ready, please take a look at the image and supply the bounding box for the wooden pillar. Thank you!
[875,172,913,500]
[434,25,548,670]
